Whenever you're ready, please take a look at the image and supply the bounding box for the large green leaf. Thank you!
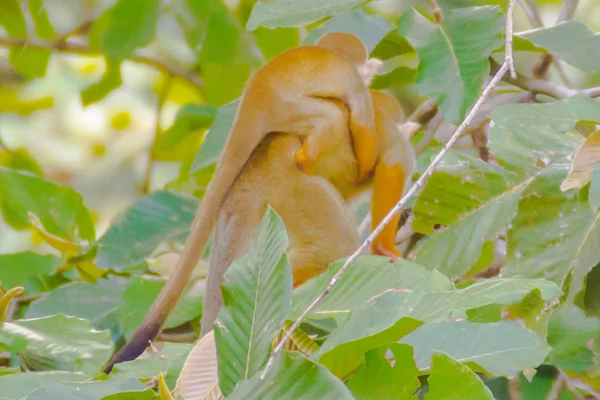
[0,371,88,400]
[117,276,204,338]
[517,20,600,73]
[303,10,394,53]
[346,344,419,399]
[89,0,160,64]
[8,48,51,79]
[489,96,599,175]
[0,167,95,249]
[23,378,147,400]
[154,104,218,162]
[96,190,197,271]
[0,252,59,294]
[214,208,293,396]
[315,278,559,378]
[502,165,600,302]
[291,256,453,321]
[190,99,240,173]
[401,321,550,378]
[228,352,353,400]
[247,0,369,31]
[176,0,260,105]
[412,151,519,234]
[546,306,600,371]
[25,278,127,332]
[398,6,504,122]
[414,177,532,278]
[425,353,494,400]
[0,314,112,374]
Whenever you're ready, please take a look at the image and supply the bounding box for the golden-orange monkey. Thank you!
[103,42,376,372]
[200,132,360,338]
[306,32,419,258]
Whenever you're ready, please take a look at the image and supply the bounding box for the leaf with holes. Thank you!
[214,208,293,396]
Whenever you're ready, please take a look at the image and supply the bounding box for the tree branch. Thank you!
[261,0,519,377]
[0,36,203,91]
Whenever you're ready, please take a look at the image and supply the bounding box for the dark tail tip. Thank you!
[101,322,162,374]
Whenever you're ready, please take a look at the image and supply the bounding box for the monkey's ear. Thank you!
[316,32,369,65]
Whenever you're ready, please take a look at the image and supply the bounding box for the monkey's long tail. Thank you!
[102,99,266,373]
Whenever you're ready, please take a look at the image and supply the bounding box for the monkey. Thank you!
[308,90,419,258]
[102,40,376,372]
[199,131,360,338]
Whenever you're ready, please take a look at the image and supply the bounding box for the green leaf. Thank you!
[346,344,419,400]
[247,0,369,31]
[109,342,191,380]
[0,167,95,248]
[425,353,494,400]
[101,390,159,400]
[154,104,218,162]
[0,252,59,294]
[190,99,239,172]
[402,321,550,378]
[370,57,417,90]
[489,96,599,175]
[117,276,204,338]
[303,10,394,53]
[0,147,43,176]
[81,61,122,106]
[254,27,300,60]
[502,166,600,303]
[27,0,57,40]
[0,0,26,38]
[398,6,504,122]
[0,371,89,400]
[8,48,51,78]
[176,0,259,105]
[413,177,531,279]
[291,256,453,321]
[89,0,160,64]
[215,208,293,396]
[228,352,354,400]
[517,20,600,73]
[315,278,559,378]
[370,29,415,60]
[590,164,600,211]
[25,278,127,332]
[412,150,520,234]
[0,314,112,374]
[96,190,197,271]
[547,306,600,371]
[24,378,147,400]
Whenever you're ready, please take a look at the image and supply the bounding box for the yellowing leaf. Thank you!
[561,131,600,191]
[0,287,24,321]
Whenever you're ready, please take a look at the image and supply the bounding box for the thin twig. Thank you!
[143,75,172,194]
[506,0,517,78]
[0,36,203,91]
